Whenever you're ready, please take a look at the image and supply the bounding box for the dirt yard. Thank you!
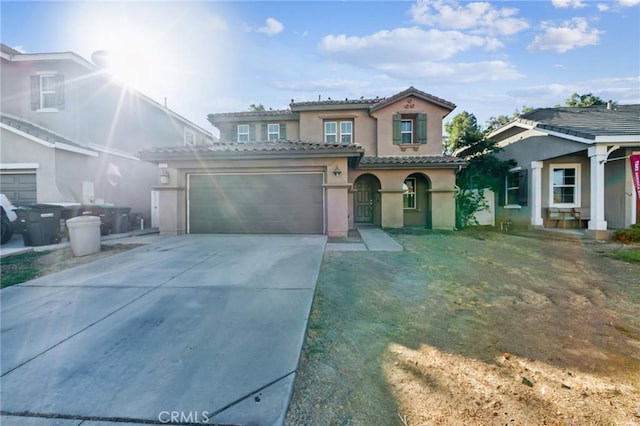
[286,230,640,425]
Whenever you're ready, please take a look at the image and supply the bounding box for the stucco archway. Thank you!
[401,172,432,229]
[352,174,382,226]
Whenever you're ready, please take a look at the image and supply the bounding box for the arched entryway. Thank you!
[353,174,381,225]
[403,173,432,229]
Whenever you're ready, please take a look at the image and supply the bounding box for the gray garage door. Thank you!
[188,173,324,234]
[0,173,37,204]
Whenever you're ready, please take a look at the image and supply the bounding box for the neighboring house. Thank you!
[489,104,640,239]
[139,87,466,237]
[0,44,212,224]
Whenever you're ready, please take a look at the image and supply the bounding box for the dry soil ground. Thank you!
[286,230,640,425]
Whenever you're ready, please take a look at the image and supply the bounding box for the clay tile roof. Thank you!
[369,87,456,112]
[139,140,364,160]
[358,155,466,169]
[207,110,300,126]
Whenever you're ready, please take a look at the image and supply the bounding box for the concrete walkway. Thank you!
[325,226,403,252]
[1,234,326,426]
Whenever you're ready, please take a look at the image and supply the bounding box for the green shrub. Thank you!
[613,224,640,244]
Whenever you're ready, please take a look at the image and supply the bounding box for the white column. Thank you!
[588,145,607,231]
[530,161,543,227]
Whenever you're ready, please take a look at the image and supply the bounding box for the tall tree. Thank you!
[248,103,266,112]
[565,92,606,107]
[484,106,534,135]
[445,111,515,227]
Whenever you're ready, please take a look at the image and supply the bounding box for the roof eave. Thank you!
[139,148,364,163]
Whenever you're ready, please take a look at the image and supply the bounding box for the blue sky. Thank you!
[2,0,639,134]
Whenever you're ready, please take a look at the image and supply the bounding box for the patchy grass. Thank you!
[606,249,640,264]
[286,232,640,425]
[1,244,141,288]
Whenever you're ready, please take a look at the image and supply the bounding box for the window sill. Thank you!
[504,205,522,209]
[37,108,60,113]
[399,144,421,152]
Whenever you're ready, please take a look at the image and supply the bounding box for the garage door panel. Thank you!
[189,173,324,234]
[0,173,37,205]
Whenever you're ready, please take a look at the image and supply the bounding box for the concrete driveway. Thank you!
[0,234,327,426]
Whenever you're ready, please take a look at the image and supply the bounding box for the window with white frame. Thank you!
[340,121,352,143]
[267,123,280,140]
[237,124,250,143]
[550,164,580,207]
[505,167,528,207]
[30,73,65,111]
[184,129,196,146]
[324,120,353,143]
[401,120,413,144]
[403,177,416,209]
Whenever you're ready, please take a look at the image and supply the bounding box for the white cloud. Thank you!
[597,3,610,11]
[380,60,523,83]
[208,14,228,32]
[256,18,284,35]
[410,0,529,35]
[551,0,586,9]
[527,18,603,53]
[319,27,499,65]
[619,0,640,6]
[271,79,371,92]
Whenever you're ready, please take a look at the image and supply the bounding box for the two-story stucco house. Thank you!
[139,87,465,237]
[0,44,212,224]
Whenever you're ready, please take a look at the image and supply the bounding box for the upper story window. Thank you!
[30,73,65,111]
[400,120,413,144]
[505,167,528,207]
[184,128,196,146]
[550,164,580,207]
[237,124,250,143]
[393,113,427,145]
[268,124,280,140]
[324,120,353,144]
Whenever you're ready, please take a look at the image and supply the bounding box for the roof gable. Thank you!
[369,86,456,113]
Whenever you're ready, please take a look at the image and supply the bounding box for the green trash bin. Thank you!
[79,205,115,235]
[21,204,64,246]
[110,207,131,234]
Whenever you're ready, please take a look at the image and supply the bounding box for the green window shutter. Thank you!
[55,74,65,109]
[249,124,256,142]
[30,75,40,110]
[279,123,287,139]
[261,123,267,141]
[392,114,401,144]
[231,125,238,142]
[417,113,427,144]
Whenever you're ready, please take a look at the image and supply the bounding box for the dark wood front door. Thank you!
[355,179,373,223]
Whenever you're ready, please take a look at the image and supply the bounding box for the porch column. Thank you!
[324,183,351,237]
[530,161,544,227]
[588,145,607,237]
[379,189,404,228]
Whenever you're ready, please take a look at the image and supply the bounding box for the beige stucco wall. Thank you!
[371,97,451,157]
[216,119,300,142]
[298,110,377,154]
[348,167,457,230]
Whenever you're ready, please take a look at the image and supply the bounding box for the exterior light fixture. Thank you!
[333,166,342,177]
[159,169,170,185]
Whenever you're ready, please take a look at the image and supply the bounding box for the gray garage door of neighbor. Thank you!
[0,173,37,204]
[188,172,325,234]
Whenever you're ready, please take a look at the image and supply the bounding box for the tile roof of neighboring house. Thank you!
[207,110,299,125]
[139,140,364,161]
[0,113,97,156]
[513,104,640,140]
[358,155,466,169]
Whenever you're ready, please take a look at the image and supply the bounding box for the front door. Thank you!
[355,179,373,223]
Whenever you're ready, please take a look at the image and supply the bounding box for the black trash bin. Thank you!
[21,204,65,246]
[79,205,115,235]
[110,207,131,234]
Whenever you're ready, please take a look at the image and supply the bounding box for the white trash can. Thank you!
[67,215,101,256]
